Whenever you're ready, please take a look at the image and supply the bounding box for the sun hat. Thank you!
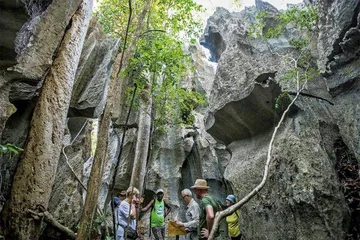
[190,179,210,189]
[226,194,236,203]
[156,188,164,194]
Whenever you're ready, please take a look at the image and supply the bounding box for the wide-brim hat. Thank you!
[190,179,209,189]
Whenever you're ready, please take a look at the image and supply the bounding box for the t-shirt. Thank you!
[226,211,241,237]
[151,199,165,227]
[117,201,136,230]
[198,195,220,235]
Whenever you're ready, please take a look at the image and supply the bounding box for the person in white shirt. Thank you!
[116,187,140,240]
[176,188,200,240]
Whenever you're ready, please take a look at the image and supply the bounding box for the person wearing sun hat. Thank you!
[191,179,221,239]
[225,195,242,240]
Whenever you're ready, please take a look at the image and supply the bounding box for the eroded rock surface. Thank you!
[70,20,120,118]
[202,2,360,239]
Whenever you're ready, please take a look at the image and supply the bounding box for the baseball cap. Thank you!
[156,188,164,194]
[113,197,121,206]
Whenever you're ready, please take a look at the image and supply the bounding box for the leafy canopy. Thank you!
[248,5,318,39]
[97,0,206,130]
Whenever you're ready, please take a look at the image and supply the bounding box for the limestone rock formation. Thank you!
[70,20,120,118]
[202,1,359,239]
[0,0,359,239]
[41,118,92,240]
[0,0,119,235]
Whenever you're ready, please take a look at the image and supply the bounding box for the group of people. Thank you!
[113,179,242,240]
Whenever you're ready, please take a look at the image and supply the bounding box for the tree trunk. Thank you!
[2,0,92,239]
[130,87,152,194]
[75,1,152,239]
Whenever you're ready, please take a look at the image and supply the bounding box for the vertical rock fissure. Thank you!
[334,138,360,240]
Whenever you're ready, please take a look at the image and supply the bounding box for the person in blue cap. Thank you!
[225,195,242,240]
[114,197,121,208]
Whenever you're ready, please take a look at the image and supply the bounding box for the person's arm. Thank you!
[205,205,215,233]
[141,199,154,212]
[164,200,171,217]
[130,196,138,219]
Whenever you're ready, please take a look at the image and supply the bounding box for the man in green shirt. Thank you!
[191,179,220,240]
[141,189,171,240]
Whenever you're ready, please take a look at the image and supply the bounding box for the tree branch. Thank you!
[139,29,166,38]
[28,209,76,239]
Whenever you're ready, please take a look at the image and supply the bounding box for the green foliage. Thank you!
[94,215,105,224]
[95,0,203,43]
[98,0,205,132]
[248,5,321,110]
[248,5,318,39]
[274,91,290,113]
[0,143,23,155]
[289,38,309,50]
[232,0,242,9]
[178,89,206,125]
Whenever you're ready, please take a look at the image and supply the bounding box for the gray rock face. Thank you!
[0,0,119,236]
[70,20,120,118]
[0,1,28,70]
[0,85,16,138]
[0,100,34,209]
[1,0,359,239]
[42,118,92,239]
[12,0,82,80]
[202,2,359,240]
[188,44,217,99]
[315,0,360,73]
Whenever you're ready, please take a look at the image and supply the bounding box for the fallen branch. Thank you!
[28,209,76,239]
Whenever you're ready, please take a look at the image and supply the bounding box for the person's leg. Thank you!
[152,227,160,240]
[116,226,124,240]
[189,231,198,240]
[231,234,242,240]
[160,226,166,240]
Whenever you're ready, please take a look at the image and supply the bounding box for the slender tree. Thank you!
[75,0,152,239]
[2,0,93,239]
[129,82,152,194]
[96,0,205,199]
